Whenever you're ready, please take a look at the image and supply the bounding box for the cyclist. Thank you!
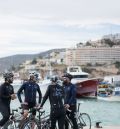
[62,73,78,129]
[40,76,65,129]
[17,72,42,119]
[0,72,16,128]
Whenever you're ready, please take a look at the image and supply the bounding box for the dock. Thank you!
[92,126,120,129]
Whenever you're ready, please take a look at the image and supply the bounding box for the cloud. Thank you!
[0,0,120,57]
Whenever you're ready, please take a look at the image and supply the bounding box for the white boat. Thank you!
[67,66,89,83]
[39,64,53,86]
[67,66,99,98]
[12,79,23,86]
[39,77,51,86]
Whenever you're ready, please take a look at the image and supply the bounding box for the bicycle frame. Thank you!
[3,109,21,129]
[19,107,45,129]
[65,102,91,129]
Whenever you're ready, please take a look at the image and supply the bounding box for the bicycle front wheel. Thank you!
[77,113,91,129]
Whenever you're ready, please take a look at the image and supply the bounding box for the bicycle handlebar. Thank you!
[66,108,72,112]
[11,109,18,115]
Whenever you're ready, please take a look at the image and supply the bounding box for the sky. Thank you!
[0,0,120,58]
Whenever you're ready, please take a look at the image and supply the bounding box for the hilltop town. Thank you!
[0,33,120,79]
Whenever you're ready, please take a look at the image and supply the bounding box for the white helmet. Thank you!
[29,71,39,80]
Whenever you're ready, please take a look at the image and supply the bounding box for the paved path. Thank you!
[92,126,120,129]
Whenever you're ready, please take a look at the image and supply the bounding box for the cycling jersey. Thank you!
[41,83,65,129]
[64,83,77,106]
[0,82,14,105]
[63,82,78,129]
[41,84,64,109]
[17,81,42,104]
[0,82,14,126]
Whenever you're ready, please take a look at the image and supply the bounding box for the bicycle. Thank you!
[2,108,22,129]
[21,108,58,129]
[41,113,58,129]
[19,107,45,129]
[65,102,91,129]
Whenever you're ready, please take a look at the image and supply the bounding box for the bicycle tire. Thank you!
[19,118,40,129]
[41,118,57,129]
[77,113,91,129]
[3,120,16,129]
[41,119,50,129]
[41,124,50,129]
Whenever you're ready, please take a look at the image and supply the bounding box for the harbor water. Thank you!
[3,84,120,126]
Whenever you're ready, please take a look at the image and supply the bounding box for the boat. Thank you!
[39,76,51,86]
[97,83,120,102]
[38,64,53,96]
[67,66,99,98]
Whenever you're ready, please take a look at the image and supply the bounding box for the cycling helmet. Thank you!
[29,71,39,80]
[34,73,39,80]
[29,71,36,76]
[62,73,73,80]
[3,72,14,79]
[50,76,58,83]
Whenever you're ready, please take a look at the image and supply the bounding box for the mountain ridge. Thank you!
[0,48,65,72]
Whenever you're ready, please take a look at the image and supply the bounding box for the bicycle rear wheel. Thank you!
[77,113,91,129]
[41,118,57,129]
[41,119,50,129]
[3,120,16,129]
[20,118,40,129]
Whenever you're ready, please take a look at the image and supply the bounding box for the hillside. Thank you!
[0,48,65,72]
[83,63,120,78]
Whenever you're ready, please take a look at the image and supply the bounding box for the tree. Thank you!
[86,63,92,66]
[86,41,91,46]
[10,65,16,71]
[114,61,120,69]
[31,58,37,64]
[103,39,114,47]
[38,55,43,59]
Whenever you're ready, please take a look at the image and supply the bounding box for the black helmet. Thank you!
[62,73,73,80]
[50,76,58,83]
[3,72,14,79]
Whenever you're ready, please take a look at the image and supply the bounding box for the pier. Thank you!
[92,126,120,129]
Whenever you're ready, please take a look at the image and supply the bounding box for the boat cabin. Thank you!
[67,66,89,80]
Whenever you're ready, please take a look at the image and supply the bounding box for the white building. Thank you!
[66,47,120,65]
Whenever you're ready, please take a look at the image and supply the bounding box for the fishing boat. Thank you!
[67,66,99,98]
[97,83,120,102]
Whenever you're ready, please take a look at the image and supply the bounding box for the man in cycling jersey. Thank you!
[0,72,16,128]
[17,72,42,118]
[40,76,65,129]
[62,73,78,129]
